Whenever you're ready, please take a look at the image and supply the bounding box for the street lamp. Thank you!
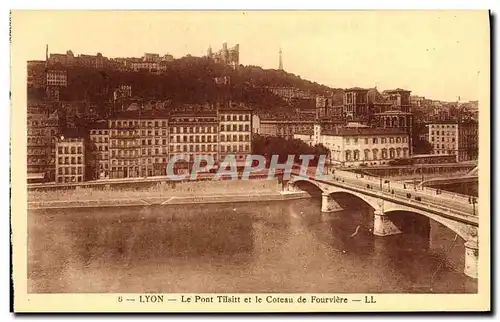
[469,197,477,216]
[420,163,424,189]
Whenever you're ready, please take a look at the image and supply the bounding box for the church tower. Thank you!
[278,48,283,70]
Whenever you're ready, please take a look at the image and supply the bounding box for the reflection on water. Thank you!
[28,198,477,293]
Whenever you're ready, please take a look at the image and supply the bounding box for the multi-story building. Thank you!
[55,137,85,183]
[343,87,369,122]
[46,70,67,87]
[265,86,313,101]
[426,120,478,162]
[370,88,414,155]
[89,122,110,179]
[294,126,410,166]
[411,95,426,108]
[27,105,59,182]
[27,61,47,89]
[144,53,160,62]
[77,53,107,69]
[48,50,75,67]
[257,116,344,140]
[218,105,252,163]
[131,61,160,73]
[139,115,170,177]
[108,114,141,179]
[168,110,219,174]
[108,111,170,179]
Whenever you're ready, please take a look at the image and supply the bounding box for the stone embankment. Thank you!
[28,179,310,210]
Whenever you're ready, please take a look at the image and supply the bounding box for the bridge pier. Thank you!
[321,193,343,213]
[464,238,478,279]
[373,210,402,237]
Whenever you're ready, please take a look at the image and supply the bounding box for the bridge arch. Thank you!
[289,179,325,197]
[383,206,471,241]
[290,177,381,210]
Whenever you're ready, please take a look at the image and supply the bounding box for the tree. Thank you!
[413,139,433,154]
[252,134,329,166]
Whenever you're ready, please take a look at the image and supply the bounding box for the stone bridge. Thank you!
[286,172,479,279]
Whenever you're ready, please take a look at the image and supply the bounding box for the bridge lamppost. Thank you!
[470,197,477,216]
[420,163,424,188]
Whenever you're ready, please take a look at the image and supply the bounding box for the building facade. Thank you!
[426,121,478,162]
[89,124,110,179]
[343,87,369,122]
[370,88,414,155]
[27,105,59,181]
[46,70,67,87]
[55,138,85,183]
[258,117,344,140]
[168,111,218,174]
[108,112,171,179]
[265,86,313,101]
[218,106,252,163]
[207,43,239,68]
[294,126,410,166]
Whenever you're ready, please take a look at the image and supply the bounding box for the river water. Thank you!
[28,197,477,294]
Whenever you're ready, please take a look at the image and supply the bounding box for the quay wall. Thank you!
[28,178,310,209]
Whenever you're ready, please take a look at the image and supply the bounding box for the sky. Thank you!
[13,10,489,102]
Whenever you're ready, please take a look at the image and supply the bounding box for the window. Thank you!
[364,138,369,144]
[373,138,378,144]
[346,138,350,145]
[58,157,63,164]
[77,147,82,154]
[58,147,63,154]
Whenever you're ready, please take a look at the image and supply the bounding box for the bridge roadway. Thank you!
[288,169,479,279]
[291,170,477,223]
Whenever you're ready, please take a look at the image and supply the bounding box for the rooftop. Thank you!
[345,87,370,92]
[322,127,408,137]
[383,88,412,94]
[110,109,171,120]
[374,111,413,115]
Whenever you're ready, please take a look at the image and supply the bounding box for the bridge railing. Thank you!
[328,169,476,204]
[311,173,477,220]
[297,170,477,214]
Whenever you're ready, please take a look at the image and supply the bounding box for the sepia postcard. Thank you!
[10,10,491,313]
